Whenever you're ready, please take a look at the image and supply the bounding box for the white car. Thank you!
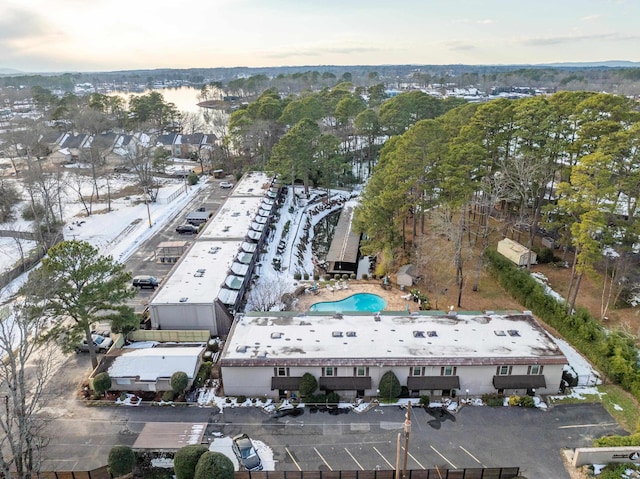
[75,334,113,353]
[220,181,234,189]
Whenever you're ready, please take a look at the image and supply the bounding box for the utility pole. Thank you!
[402,401,412,479]
[395,432,401,479]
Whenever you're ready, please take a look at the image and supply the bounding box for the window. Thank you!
[497,365,512,376]
[354,367,368,377]
[528,365,543,375]
[441,366,457,376]
[411,366,424,376]
[323,367,336,376]
[275,367,289,377]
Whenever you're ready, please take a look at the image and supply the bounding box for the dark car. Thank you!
[231,434,262,471]
[132,275,159,289]
[271,406,304,418]
[176,224,199,234]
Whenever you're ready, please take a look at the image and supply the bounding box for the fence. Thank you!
[235,469,521,479]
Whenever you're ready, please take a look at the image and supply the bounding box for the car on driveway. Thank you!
[132,275,160,289]
[220,181,234,189]
[231,434,262,471]
[75,334,113,353]
[176,224,199,234]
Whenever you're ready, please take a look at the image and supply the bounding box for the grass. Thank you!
[598,384,640,433]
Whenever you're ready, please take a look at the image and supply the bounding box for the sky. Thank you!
[1,0,639,73]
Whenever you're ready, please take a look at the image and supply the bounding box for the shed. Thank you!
[396,264,417,287]
[497,238,537,266]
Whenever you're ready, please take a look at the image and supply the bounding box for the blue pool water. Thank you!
[309,293,387,312]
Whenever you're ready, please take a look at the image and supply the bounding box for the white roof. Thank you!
[229,171,272,197]
[222,312,565,363]
[150,240,244,304]
[199,196,264,240]
[108,347,203,381]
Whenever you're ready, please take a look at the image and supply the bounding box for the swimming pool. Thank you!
[309,293,387,312]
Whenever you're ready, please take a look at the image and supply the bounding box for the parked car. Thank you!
[271,406,304,418]
[231,434,262,471]
[132,275,159,289]
[75,334,113,353]
[220,181,234,189]
[176,224,199,234]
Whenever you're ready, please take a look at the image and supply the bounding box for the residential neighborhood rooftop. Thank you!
[221,311,566,366]
[107,346,204,381]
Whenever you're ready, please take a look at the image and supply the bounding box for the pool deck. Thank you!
[294,280,419,313]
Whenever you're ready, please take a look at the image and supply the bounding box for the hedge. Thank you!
[485,249,640,405]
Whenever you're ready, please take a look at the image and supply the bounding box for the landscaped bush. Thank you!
[361,273,368,280]
[326,391,340,406]
[482,393,504,407]
[594,432,640,447]
[350,273,356,279]
[378,371,401,402]
[303,273,310,280]
[534,246,555,264]
[174,445,208,479]
[162,390,175,402]
[293,272,302,280]
[519,395,535,408]
[171,371,189,395]
[193,361,212,388]
[342,274,349,280]
[299,372,318,398]
[237,395,247,404]
[324,274,332,281]
[93,372,112,397]
[419,395,430,405]
[313,274,320,280]
[187,172,199,185]
[108,445,136,478]
[334,274,341,280]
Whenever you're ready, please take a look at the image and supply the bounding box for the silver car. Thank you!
[231,433,262,471]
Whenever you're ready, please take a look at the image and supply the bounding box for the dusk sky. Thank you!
[1,0,639,73]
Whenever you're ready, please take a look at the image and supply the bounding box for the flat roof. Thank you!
[199,196,264,240]
[108,346,204,380]
[150,240,245,305]
[326,205,361,264]
[221,312,567,366]
[230,171,273,197]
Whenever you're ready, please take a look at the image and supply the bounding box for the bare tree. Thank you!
[0,288,60,479]
[124,133,160,202]
[245,275,293,312]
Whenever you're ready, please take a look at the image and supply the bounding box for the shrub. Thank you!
[237,395,247,404]
[324,274,332,281]
[313,274,320,280]
[378,371,401,402]
[194,452,234,479]
[400,386,409,398]
[362,273,369,280]
[350,273,356,280]
[187,172,199,185]
[519,395,535,408]
[108,445,136,478]
[334,274,341,280]
[193,362,212,388]
[303,273,310,280]
[162,390,175,402]
[482,393,504,407]
[94,372,112,397]
[293,272,302,280]
[536,247,555,264]
[508,395,521,406]
[299,372,318,398]
[342,274,349,280]
[326,391,340,406]
[419,395,430,406]
[171,371,189,395]
[174,444,209,479]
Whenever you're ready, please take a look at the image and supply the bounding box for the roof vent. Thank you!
[179,297,188,303]
[346,331,356,337]
[494,330,506,336]
[333,313,343,319]
[427,331,438,337]
[507,330,520,337]
[270,332,283,339]
[374,312,381,321]
[332,331,343,338]
[413,331,425,338]
[236,345,249,353]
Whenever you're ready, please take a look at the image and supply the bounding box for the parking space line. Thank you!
[459,445,484,466]
[558,423,618,429]
[404,449,425,469]
[285,448,302,471]
[430,445,457,469]
[314,447,333,471]
[373,446,394,468]
[344,447,364,470]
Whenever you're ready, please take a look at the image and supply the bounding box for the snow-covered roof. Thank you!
[221,311,567,366]
[150,240,244,305]
[229,171,273,197]
[199,196,264,240]
[108,346,203,381]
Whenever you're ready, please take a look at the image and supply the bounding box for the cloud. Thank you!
[579,14,603,22]
[0,7,51,41]
[265,46,381,59]
[521,32,639,46]
[443,41,475,51]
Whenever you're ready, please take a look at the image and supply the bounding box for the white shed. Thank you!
[497,238,537,266]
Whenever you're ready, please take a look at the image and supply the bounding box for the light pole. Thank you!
[401,401,412,479]
[465,389,469,402]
